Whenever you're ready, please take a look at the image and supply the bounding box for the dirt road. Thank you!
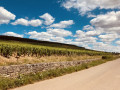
[14,59,120,90]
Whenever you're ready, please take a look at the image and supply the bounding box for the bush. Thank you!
[102,55,113,59]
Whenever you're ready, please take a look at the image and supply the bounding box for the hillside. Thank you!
[0,35,113,66]
[0,35,86,50]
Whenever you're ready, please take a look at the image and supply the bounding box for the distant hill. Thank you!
[0,35,86,50]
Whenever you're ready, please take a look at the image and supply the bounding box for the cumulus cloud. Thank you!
[91,42,120,52]
[0,7,16,24]
[69,41,86,47]
[74,29,120,52]
[90,11,120,29]
[73,28,117,52]
[27,31,53,41]
[74,30,98,44]
[75,30,86,38]
[47,28,72,37]
[11,13,74,29]
[40,13,55,25]
[11,18,29,26]
[27,31,72,43]
[11,13,55,27]
[89,11,120,44]
[116,40,120,45]
[51,37,72,43]
[86,30,101,36]
[61,0,120,52]
[75,29,101,37]
[50,20,74,28]
[83,25,94,31]
[28,19,42,27]
[3,32,23,37]
[62,0,120,15]
[75,36,97,43]
[27,28,72,41]
[87,13,96,18]
[11,18,42,27]
[98,33,119,43]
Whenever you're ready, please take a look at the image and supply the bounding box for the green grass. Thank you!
[0,40,112,58]
[0,56,118,90]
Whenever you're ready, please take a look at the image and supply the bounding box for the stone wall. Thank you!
[0,58,100,77]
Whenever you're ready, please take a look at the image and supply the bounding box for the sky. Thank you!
[0,0,120,52]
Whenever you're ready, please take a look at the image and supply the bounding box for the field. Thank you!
[0,36,116,66]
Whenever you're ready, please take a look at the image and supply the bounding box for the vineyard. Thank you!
[0,40,111,59]
[0,35,86,50]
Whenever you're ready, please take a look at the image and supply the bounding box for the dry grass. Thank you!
[0,55,101,66]
[0,56,117,90]
[39,55,101,62]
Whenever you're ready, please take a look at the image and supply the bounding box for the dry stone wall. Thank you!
[0,58,100,77]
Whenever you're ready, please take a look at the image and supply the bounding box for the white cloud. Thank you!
[62,0,120,15]
[0,20,10,24]
[0,7,16,24]
[27,31,72,43]
[89,11,120,44]
[98,33,119,43]
[75,36,97,43]
[27,31,53,41]
[91,42,120,53]
[40,13,55,25]
[27,28,72,41]
[74,30,86,38]
[74,30,98,44]
[86,30,101,36]
[29,19,42,27]
[3,32,23,38]
[87,13,96,18]
[90,11,120,29]
[75,29,101,37]
[51,37,72,43]
[116,40,120,45]
[73,28,118,52]
[47,28,72,37]
[50,20,74,28]
[83,25,94,31]
[69,41,85,47]
[90,11,120,35]
[11,18,29,26]
[11,18,42,27]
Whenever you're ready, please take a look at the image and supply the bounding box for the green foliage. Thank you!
[0,40,112,58]
[102,55,114,60]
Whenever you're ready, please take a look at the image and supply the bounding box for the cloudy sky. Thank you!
[0,0,120,52]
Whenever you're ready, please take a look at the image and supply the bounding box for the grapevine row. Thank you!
[0,43,111,58]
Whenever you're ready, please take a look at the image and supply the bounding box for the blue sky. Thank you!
[0,0,120,52]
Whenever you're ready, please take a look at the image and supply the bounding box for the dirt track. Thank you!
[13,59,120,90]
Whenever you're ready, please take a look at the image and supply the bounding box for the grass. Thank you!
[0,55,119,90]
[0,55,101,66]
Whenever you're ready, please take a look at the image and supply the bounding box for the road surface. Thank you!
[13,58,120,90]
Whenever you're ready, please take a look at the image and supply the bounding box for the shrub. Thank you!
[102,55,113,59]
